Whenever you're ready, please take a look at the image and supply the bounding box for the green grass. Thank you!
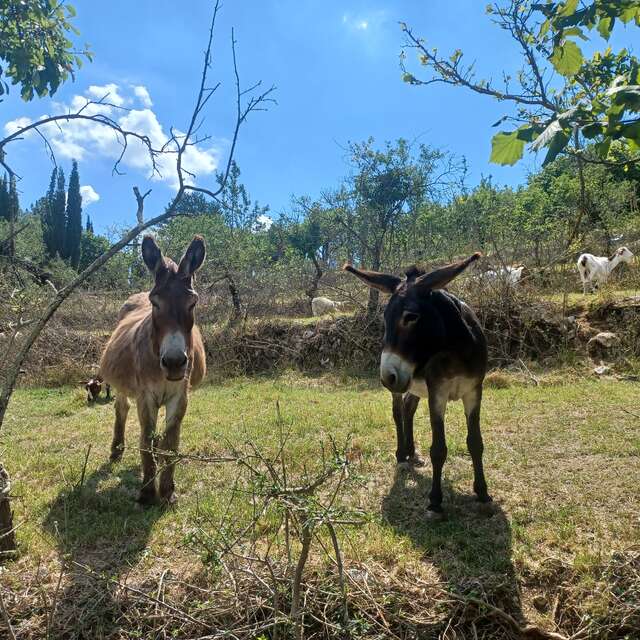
[3,372,640,635]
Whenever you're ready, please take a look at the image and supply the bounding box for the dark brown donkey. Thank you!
[100,235,206,505]
[344,253,491,516]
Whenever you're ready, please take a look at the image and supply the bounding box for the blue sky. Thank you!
[1,1,634,234]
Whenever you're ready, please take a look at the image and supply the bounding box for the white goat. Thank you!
[483,265,525,286]
[577,246,634,294]
[311,297,344,317]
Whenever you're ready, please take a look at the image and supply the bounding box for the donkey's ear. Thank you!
[414,252,481,292]
[141,235,164,274]
[179,235,206,277]
[343,264,402,294]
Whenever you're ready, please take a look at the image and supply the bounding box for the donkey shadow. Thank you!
[86,395,114,407]
[43,461,164,639]
[382,466,522,637]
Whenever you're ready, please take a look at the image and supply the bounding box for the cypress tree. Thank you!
[0,175,8,222]
[52,168,66,258]
[64,160,82,267]
[7,175,20,257]
[85,214,94,234]
[42,168,58,258]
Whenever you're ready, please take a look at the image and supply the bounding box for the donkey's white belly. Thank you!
[409,375,477,401]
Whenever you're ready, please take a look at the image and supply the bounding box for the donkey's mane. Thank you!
[404,265,427,282]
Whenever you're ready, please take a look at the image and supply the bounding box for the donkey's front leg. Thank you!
[427,391,448,516]
[158,391,187,504]
[402,393,422,465]
[392,393,408,464]
[393,393,422,466]
[137,394,159,505]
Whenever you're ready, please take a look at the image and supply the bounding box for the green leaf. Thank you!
[608,85,640,112]
[597,17,613,40]
[550,40,584,76]
[542,131,570,165]
[594,138,611,158]
[581,122,604,138]
[490,130,526,165]
[562,26,588,40]
[620,7,640,23]
[516,125,542,143]
[558,0,579,18]
[620,120,640,143]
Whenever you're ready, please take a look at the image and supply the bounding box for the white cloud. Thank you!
[133,85,153,108]
[4,117,33,136]
[10,83,220,190]
[80,185,100,206]
[86,83,126,106]
[255,214,273,231]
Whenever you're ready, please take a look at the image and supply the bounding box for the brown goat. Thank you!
[100,235,206,505]
[82,377,111,402]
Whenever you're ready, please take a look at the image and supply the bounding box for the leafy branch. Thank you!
[400,0,640,167]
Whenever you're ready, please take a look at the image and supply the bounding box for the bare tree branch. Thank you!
[0,1,274,445]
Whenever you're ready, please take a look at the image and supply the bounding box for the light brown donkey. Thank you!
[100,235,206,505]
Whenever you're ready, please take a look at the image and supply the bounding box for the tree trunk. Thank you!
[226,272,242,322]
[366,251,382,317]
[0,463,16,557]
[8,210,15,258]
[566,133,588,250]
[305,255,323,313]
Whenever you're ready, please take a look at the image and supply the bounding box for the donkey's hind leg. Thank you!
[110,394,129,462]
[462,384,492,503]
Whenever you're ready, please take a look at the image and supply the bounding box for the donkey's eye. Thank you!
[402,311,420,325]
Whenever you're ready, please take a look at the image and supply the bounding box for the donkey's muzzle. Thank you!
[161,352,188,381]
[160,332,189,381]
[379,351,412,394]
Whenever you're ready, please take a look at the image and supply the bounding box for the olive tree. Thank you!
[324,138,463,314]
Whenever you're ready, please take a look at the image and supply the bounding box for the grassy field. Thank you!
[2,371,640,638]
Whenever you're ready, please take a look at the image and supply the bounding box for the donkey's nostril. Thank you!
[381,370,398,390]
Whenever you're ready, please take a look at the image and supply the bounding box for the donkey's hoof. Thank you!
[109,450,123,463]
[396,461,411,471]
[476,493,493,504]
[137,489,158,507]
[161,492,178,507]
[407,454,425,467]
